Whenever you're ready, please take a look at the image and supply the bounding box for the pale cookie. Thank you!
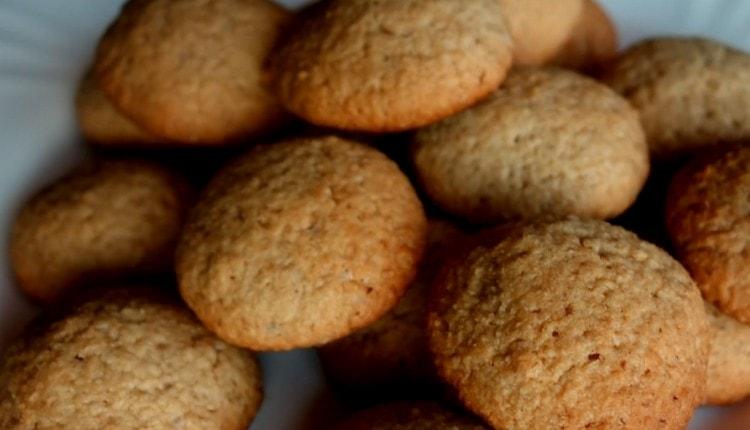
[499,0,583,66]
[412,67,648,224]
[602,37,750,158]
[550,0,618,71]
[177,136,427,351]
[428,218,709,430]
[94,0,290,144]
[318,220,467,389]
[0,287,262,430]
[271,0,514,132]
[75,70,164,146]
[705,303,750,405]
[10,159,192,304]
[666,145,750,324]
[332,401,488,430]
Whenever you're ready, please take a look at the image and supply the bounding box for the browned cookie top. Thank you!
[0,287,262,430]
[428,218,708,430]
[705,303,750,405]
[177,136,427,350]
[94,0,290,144]
[332,401,488,430]
[550,0,618,71]
[271,0,513,132]
[602,37,750,158]
[667,145,750,324]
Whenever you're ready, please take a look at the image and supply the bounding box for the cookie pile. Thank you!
[2,0,750,429]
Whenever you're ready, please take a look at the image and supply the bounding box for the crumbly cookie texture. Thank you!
[498,0,583,65]
[318,220,467,389]
[550,0,618,71]
[666,145,750,324]
[602,37,750,158]
[177,136,427,351]
[705,303,750,405]
[412,67,648,224]
[75,70,164,146]
[332,401,488,430]
[94,0,290,144]
[0,287,262,430]
[271,0,513,132]
[10,159,192,304]
[428,218,709,430]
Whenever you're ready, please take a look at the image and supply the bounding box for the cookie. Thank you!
[271,0,514,132]
[332,401,488,430]
[10,159,192,304]
[412,67,648,224]
[318,220,467,390]
[666,145,750,324]
[94,0,290,144]
[176,136,427,350]
[498,0,583,66]
[550,0,618,71]
[0,287,262,430]
[602,37,750,158]
[75,70,164,146]
[705,303,750,405]
[428,218,709,430]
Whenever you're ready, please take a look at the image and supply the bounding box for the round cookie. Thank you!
[550,0,618,72]
[94,0,290,144]
[412,67,648,224]
[428,218,709,430]
[271,0,514,132]
[0,287,262,430]
[602,37,750,158]
[332,401,488,430]
[75,70,164,146]
[498,0,583,66]
[666,145,750,324]
[10,159,192,304]
[176,136,427,351]
[318,220,467,389]
[705,303,750,405]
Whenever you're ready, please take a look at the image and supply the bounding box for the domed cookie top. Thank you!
[177,136,427,350]
[332,401,488,430]
[602,37,750,158]
[550,0,618,71]
[271,0,514,132]
[498,0,583,66]
[412,67,648,224]
[318,220,467,389]
[666,145,750,324]
[76,71,164,146]
[10,159,192,304]
[0,287,262,430]
[94,0,290,144]
[705,303,750,405]
[428,219,709,430]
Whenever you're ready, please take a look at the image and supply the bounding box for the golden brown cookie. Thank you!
[498,0,583,66]
[332,401,488,430]
[75,70,165,146]
[550,0,618,71]
[0,287,262,430]
[666,146,750,324]
[10,159,192,304]
[412,67,648,224]
[705,303,750,405]
[177,136,427,351]
[602,37,750,158]
[94,0,290,144]
[428,218,709,430]
[318,220,467,389]
[271,0,514,132]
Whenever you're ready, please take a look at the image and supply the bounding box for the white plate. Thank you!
[1,1,749,428]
